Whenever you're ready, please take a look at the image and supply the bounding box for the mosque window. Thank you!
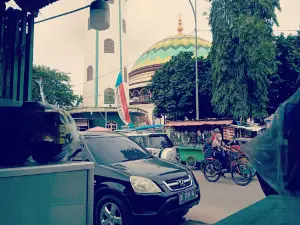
[87,66,93,81]
[131,90,139,98]
[88,17,92,30]
[104,88,115,104]
[124,67,128,83]
[140,89,151,103]
[104,38,115,53]
[106,121,117,131]
[122,19,126,34]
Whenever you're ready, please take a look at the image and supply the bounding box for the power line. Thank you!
[71,30,197,88]
[35,5,90,24]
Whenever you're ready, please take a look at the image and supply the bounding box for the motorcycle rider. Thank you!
[212,128,228,173]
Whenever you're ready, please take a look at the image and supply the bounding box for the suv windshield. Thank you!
[85,136,150,165]
[128,136,147,148]
[149,135,174,149]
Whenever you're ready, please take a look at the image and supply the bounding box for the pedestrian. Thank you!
[197,129,202,144]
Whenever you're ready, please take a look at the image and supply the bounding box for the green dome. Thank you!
[131,35,212,71]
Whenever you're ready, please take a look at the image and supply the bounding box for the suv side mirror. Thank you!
[70,149,88,162]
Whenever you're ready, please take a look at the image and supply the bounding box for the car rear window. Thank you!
[85,136,149,165]
[149,135,174,149]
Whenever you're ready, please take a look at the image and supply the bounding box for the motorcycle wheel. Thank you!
[244,156,257,178]
[231,164,252,186]
[203,161,221,182]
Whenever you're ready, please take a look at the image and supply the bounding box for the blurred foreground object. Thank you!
[215,88,300,225]
[0,162,94,225]
[244,88,300,196]
[0,102,80,166]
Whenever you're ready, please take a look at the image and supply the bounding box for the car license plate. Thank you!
[179,189,197,205]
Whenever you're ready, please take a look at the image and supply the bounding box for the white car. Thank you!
[119,132,180,164]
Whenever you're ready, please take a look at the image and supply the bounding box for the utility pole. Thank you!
[188,0,199,120]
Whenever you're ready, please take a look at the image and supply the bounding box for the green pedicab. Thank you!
[177,145,205,169]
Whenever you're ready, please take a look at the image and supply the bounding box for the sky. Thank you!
[7,0,300,95]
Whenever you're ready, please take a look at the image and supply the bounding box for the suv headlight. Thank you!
[130,176,162,193]
[187,169,198,186]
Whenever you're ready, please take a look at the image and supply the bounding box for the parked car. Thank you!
[119,131,180,164]
[70,132,200,225]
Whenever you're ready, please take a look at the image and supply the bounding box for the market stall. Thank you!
[165,119,235,168]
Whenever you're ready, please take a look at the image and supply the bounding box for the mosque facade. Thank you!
[129,17,212,124]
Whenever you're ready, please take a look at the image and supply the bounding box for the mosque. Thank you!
[128,16,212,124]
[73,2,212,130]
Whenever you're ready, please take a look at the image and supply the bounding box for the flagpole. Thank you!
[118,0,123,75]
[95,30,99,107]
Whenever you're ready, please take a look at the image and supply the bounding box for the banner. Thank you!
[115,72,131,125]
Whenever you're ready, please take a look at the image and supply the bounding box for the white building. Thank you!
[83,0,129,108]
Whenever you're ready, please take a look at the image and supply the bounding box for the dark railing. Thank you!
[0,8,34,106]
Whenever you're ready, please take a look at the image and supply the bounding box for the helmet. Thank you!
[214,128,220,133]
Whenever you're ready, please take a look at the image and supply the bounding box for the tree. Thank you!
[149,52,214,120]
[268,31,300,114]
[209,0,280,120]
[75,95,83,107]
[32,65,81,107]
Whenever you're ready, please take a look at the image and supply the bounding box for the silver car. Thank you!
[121,132,180,164]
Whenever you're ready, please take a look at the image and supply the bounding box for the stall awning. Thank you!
[230,124,265,132]
[165,120,234,127]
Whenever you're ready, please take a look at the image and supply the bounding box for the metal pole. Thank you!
[188,0,199,120]
[95,31,99,107]
[119,0,123,75]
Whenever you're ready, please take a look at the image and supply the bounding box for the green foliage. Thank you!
[75,95,83,107]
[32,65,80,107]
[149,52,214,120]
[268,31,300,114]
[209,0,280,119]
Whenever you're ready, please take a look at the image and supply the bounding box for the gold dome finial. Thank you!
[177,13,183,35]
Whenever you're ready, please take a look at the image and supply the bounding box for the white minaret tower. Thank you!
[83,0,129,107]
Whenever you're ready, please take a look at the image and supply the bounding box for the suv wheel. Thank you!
[95,195,131,225]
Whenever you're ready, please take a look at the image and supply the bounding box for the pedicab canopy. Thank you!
[215,88,300,225]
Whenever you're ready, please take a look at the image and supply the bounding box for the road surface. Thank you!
[186,170,265,224]
[143,170,265,225]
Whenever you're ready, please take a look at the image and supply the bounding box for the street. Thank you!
[144,170,265,225]
[186,171,265,224]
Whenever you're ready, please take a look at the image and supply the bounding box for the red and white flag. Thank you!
[115,72,131,125]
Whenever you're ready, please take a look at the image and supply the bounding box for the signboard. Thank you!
[223,126,235,140]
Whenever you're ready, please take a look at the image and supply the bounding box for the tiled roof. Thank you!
[131,35,212,72]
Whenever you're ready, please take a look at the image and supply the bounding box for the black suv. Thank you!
[71,132,200,225]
